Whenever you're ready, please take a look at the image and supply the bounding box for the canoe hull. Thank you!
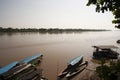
[66,61,88,78]
[57,56,87,79]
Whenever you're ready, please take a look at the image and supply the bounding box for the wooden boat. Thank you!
[65,61,88,78]
[92,45,119,59]
[0,61,19,75]
[0,64,34,80]
[20,69,41,80]
[58,55,87,79]
[20,69,48,80]
[0,53,44,80]
[21,53,43,65]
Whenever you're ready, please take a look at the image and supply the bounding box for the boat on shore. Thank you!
[0,53,47,80]
[0,64,34,80]
[58,55,88,79]
[0,61,19,75]
[92,45,119,59]
[65,61,88,78]
[20,69,48,80]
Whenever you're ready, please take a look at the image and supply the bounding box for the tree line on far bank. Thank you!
[0,27,108,33]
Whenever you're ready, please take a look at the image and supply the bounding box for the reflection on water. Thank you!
[0,31,120,80]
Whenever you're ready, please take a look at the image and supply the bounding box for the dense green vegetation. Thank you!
[87,0,120,29]
[96,59,120,80]
[0,27,107,33]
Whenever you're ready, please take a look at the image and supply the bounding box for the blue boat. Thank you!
[21,53,43,64]
[1,64,33,80]
[0,53,44,80]
[66,61,88,78]
[58,55,85,78]
[68,56,83,66]
[0,61,19,75]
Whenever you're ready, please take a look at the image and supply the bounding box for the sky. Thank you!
[0,0,115,29]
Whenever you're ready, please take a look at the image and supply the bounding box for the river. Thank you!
[0,30,120,80]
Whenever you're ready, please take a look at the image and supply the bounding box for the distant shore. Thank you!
[0,27,109,33]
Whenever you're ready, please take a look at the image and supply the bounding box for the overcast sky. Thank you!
[0,0,115,29]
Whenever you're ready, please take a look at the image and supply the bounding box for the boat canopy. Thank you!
[21,53,43,64]
[68,56,83,66]
[0,61,18,74]
[92,45,118,49]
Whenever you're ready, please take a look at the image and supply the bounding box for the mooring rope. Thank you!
[85,67,96,71]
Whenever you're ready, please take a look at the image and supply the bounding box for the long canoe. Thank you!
[0,53,44,80]
[21,53,43,64]
[58,55,83,78]
[20,69,42,80]
[0,64,33,80]
[0,61,19,75]
[66,61,88,78]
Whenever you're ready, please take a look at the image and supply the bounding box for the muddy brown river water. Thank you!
[0,31,120,80]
